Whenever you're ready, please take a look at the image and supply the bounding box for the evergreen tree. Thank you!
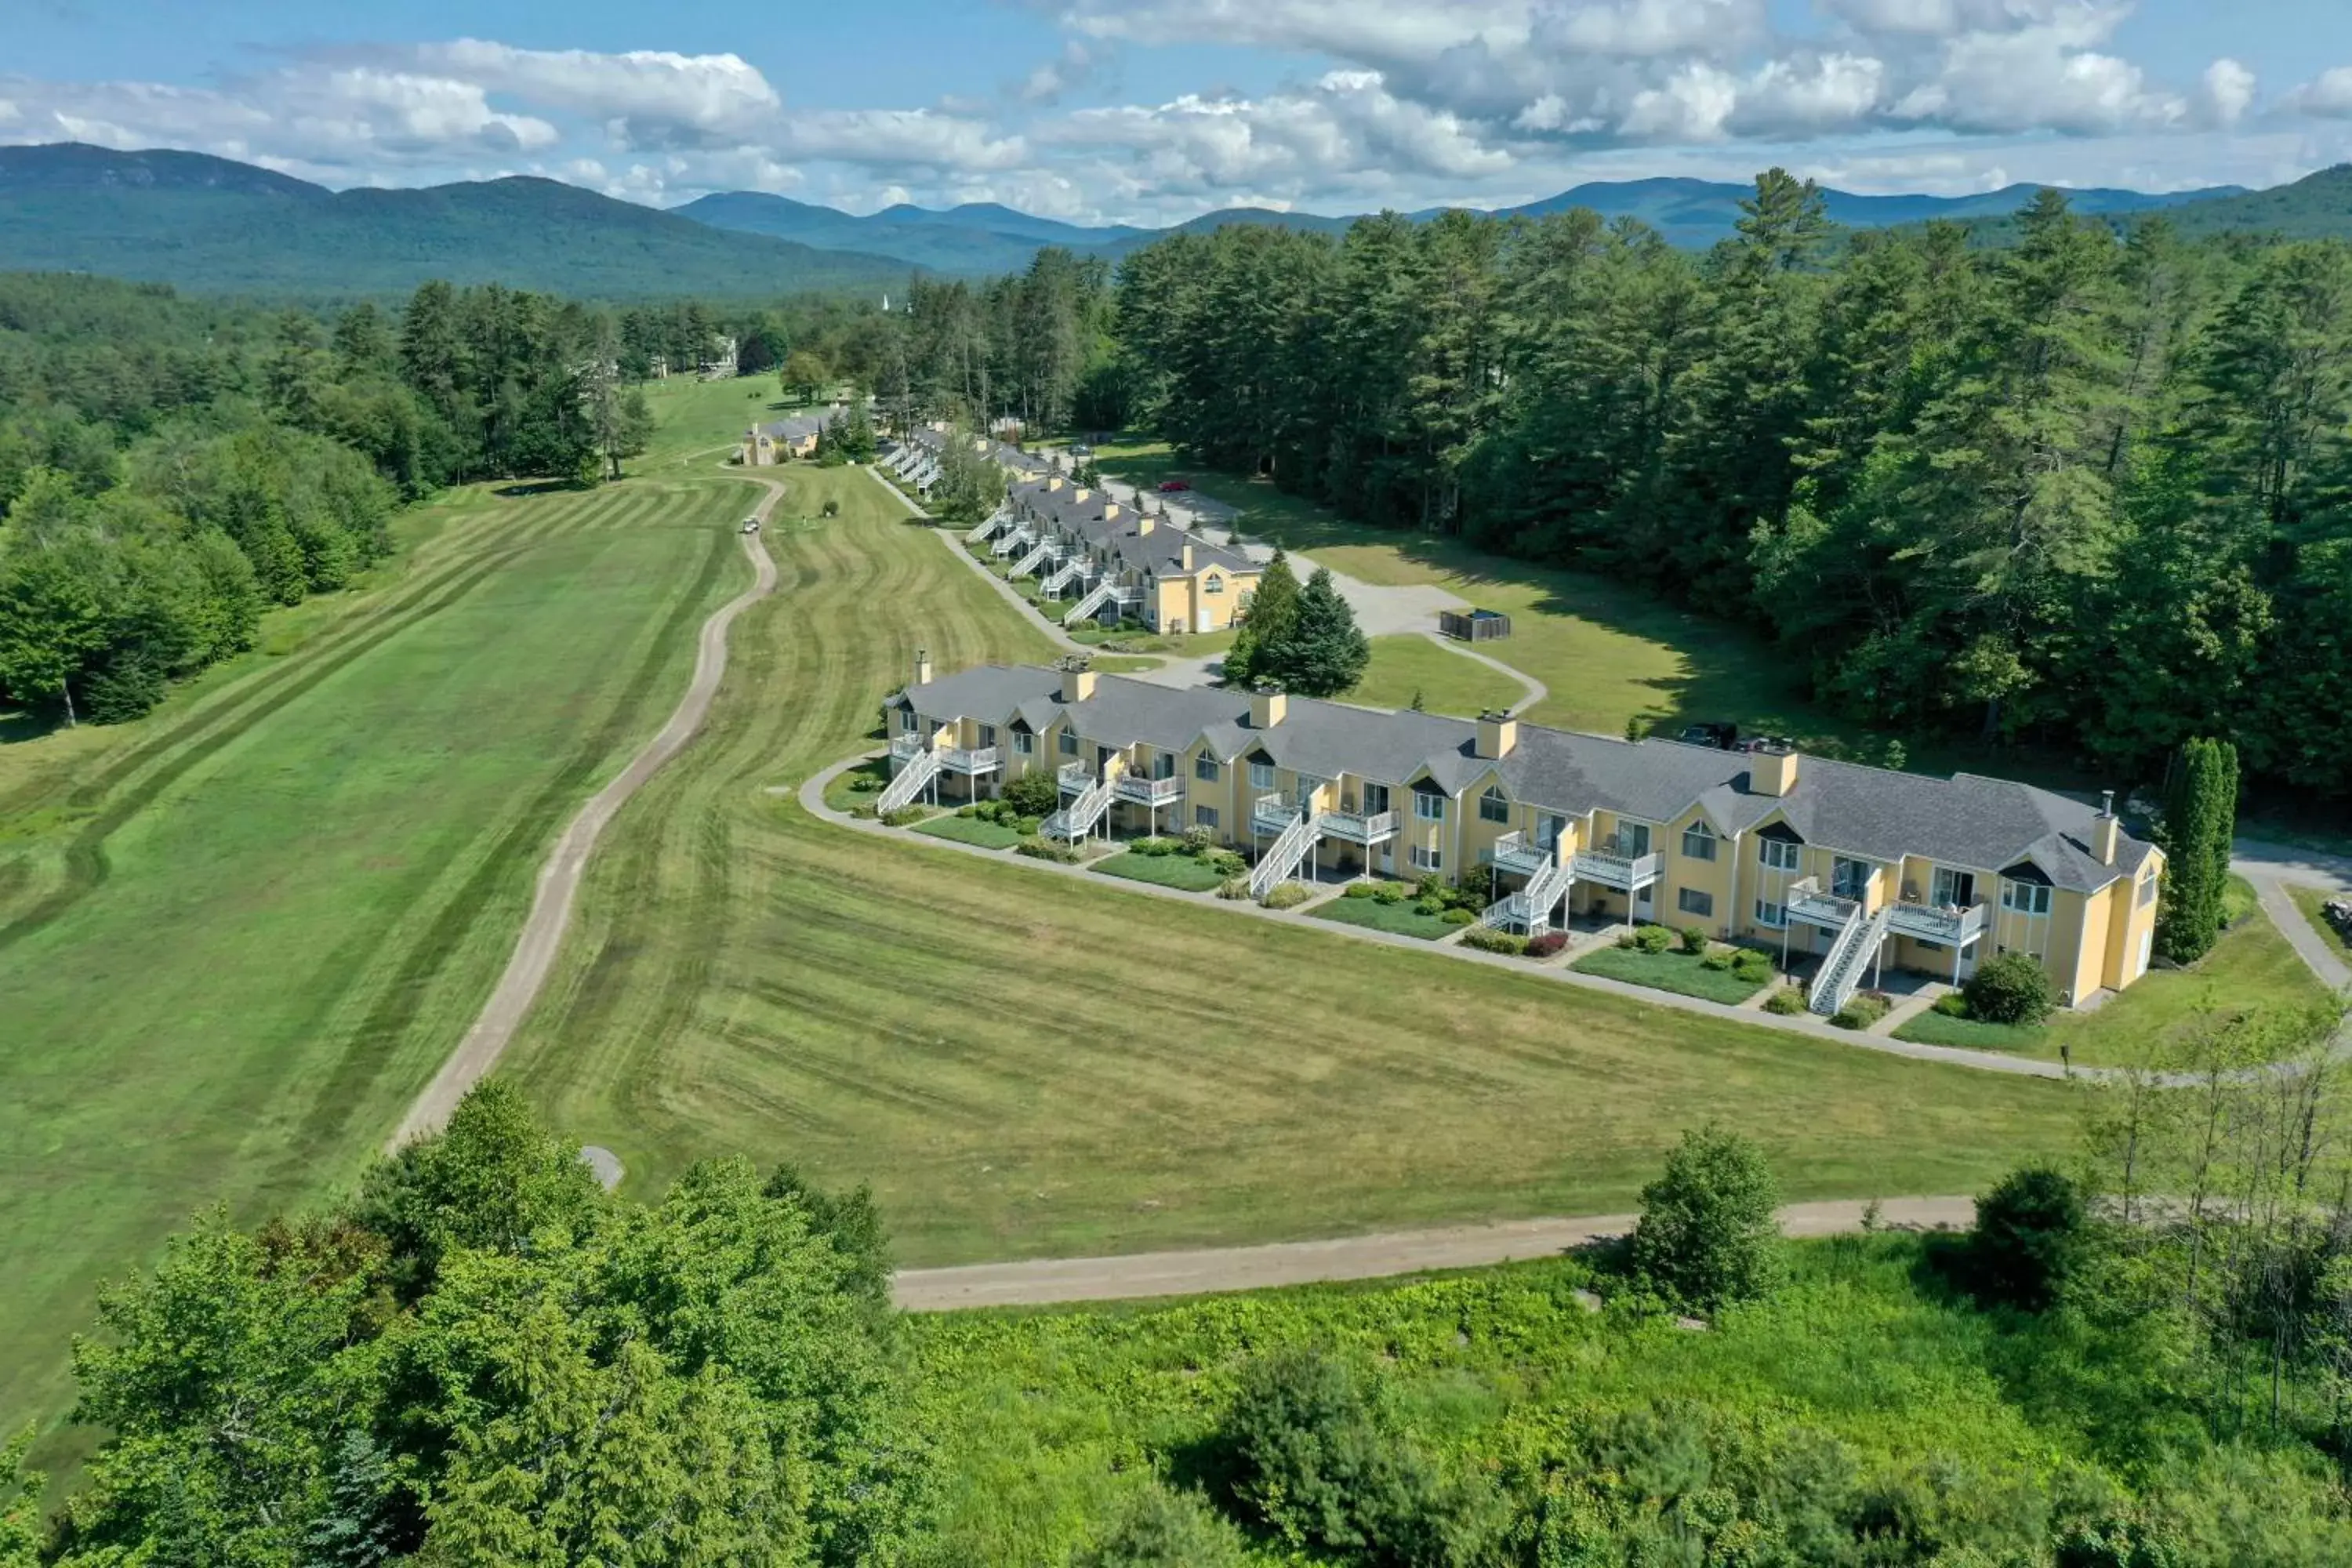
[1224,549,1299,689]
[1630,1124,1784,1310]
[2156,737,2240,964]
[1258,567,1368,698]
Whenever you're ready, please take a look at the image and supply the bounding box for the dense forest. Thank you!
[0,275,655,724]
[1097,176,2352,800]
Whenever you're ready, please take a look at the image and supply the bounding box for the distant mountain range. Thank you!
[2,141,2345,301]
[0,143,909,300]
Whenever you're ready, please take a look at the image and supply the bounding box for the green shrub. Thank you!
[1461,927,1526,955]
[847,774,881,794]
[1441,908,1478,927]
[880,805,930,828]
[1133,837,1179,857]
[1217,877,1251,901]
[1968,1166,2086,1312]
[1344,882,1381,899]
[1016,837,1080,864]
[1701,950,1735,971]
[1373,885,1406,906]
[1633,924,1675,955]
[1074,1483,1245,1568]
[1831,993,1890,1031]
[1181,825,1214,854]
[1762,985,1806,1015]
[1964,951,2056,1026]
[1731,951,1773,981]
[1001,771,1061,817]
[1265,882,1315,910]
[1414,898,1445,916]
[1932,992,1972,1018]
[1680,927,1710,955]
[1208,851,1247,876]
[1630,1124,1784,1310]
[955,804,980,818]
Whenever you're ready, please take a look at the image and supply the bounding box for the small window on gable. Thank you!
[2003,881,2053,916]
[1195,753,1221,783]
[1681,822,1717,861]
[1414,786,1447,823]
[1205,574,1225,595]
[1058,731,1079,757]
[2137,865,2158,909]
[1759,838,1800,873]
[1479,786,1511,825]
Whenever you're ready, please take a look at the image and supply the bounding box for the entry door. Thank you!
[1931,868,1976,909]
[1537,812,1566,852]
[1363,784,1392,817]
[1615,822,1652,858]
[1831,857,1871,902]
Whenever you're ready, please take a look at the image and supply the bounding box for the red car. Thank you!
[1157,480,1192,493]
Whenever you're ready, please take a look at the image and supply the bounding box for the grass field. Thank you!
[495,462,2082,1278]
[1573,945,1772,1004]
[0,469,759,1440]
[1347,634,1529,718]
[916,815,1025,851]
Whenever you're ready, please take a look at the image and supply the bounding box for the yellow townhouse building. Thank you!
[967,475,1261,634]
[880,657,2167,1018]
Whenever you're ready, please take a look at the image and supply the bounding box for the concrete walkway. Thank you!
[894,1197,1976,1309]
[800,753,2075,1081]
[389,472,785,1148]
[2233,837,2352,994]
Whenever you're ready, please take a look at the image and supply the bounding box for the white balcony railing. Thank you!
[1252,793,1296,832]
[1484,831,1552,877]
[1886,901,1989,946]
[938,746,1001,775]
[1058,760,1095,793]
[1574,849,1662,890]
[889,733,928,760]
[1115,773,1185,806]
[1322,810,1398,844]
[1786,878,1862,931]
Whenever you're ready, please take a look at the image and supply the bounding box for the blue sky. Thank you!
[6,1,2352,222]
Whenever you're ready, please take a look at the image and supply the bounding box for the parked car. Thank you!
[1677,721,1739,750]
[1157,480,1192,493]
[740,518,762,534]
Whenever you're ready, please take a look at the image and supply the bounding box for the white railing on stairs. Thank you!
[1044,760,1122,842]
[1480,855,1573,933]
[1810,902,1893,1017]
[1250,807,1323,901]
[1041,557,1088,596]
[966,510,1008,543]
[1063,580,1118,626]
[877,748,940,814]
[1009,541,1052,578]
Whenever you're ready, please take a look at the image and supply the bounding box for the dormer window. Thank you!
[1680,822,1718,862]
[2002,881,2053,916]
[1479,786,1511,824]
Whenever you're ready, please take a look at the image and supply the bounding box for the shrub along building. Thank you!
[880,656,2166,1018]
[966,474,1262,633]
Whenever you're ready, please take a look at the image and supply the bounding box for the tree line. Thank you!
[1105,176,2352,803]
[0,274,655,726]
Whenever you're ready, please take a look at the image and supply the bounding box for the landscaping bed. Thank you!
[1313,884,1465,941]
[1573,943,1773,1004]
[1094,848,1231,891]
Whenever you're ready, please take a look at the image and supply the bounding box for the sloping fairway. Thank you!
[0,474,753,1432]
[501,467,2080,1269]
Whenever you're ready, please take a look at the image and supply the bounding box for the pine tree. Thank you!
[2156,737,2239,964]
[1258,567,1367,699]
[1224,550,1299,689]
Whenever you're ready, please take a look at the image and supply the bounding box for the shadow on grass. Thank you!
[0,705,65,750]
[494,479,584,499]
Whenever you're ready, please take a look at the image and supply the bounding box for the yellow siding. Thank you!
[1661,809,1737,935]
[2069,887,2111,1004]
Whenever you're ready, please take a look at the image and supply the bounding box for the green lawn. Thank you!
[1091,850,1229,891]
[916,815,1025,850]
[491,465,2082,1279]
[1573,944,1773,1004]
[823,757,891,813]
[1312,894,1461,941]
[637,376,785,463]
[1348,634,1530,717]
[0,472,756,1439]
[2288,884,2352,967]
[1894,1011,2048,1054]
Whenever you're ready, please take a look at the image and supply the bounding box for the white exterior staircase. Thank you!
[1250,804,1323,900]
[1041,557,1088,596]
[877,747,940,814]
[1062,579,1118,626]
[1009,540,1052,579]
[1044,760,1122,842]
[1809,903,1893,1017]
[966,509,1008,543]
[1483,855,1574,933]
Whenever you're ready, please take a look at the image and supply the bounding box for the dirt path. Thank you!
[893,1196,1976,1309]
[388,474,785,1147]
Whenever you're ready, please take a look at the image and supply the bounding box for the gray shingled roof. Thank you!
[760,414,826,443]
[893,667,2154,891]
[1012,477,1254,581]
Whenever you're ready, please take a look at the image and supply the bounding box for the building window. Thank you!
[1194,805,1219,829]
[1410,844,1443,872]
[2138,867,2158,909]
[1680,824,1717,862]
[1013,732,1034,756]
[1414,789,1447,823]
[1677,887,1715,919]
[898,710,920,733]
[1479,787,1511,825]
[1759,838,1800,873]
[2002,881,2053,916]
[1195,754,1221,783]
[1754,899,1787,928]
[1058,731,1079,757]
[978,724,997,748]
[1205,574,1225,595]
[1249,759,1277,791]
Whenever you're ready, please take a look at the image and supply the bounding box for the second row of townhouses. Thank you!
[882,656,2166,1018]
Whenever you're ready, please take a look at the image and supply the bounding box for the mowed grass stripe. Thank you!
[0,473,753,1436]
[500,470,2077,1272]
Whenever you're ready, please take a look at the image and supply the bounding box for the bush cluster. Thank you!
[1526,931,1570,959]
[1831,990,1893,1030]
[1264,882,1315,910]
[955,798,1036,832]
[1461,927,1526,955]
[1000,771,1062,818]
[1762,985,1808,1015]
[879,804,931,828]
[1679,925,1710,954]
[1622,924,1677,955]
[1016,836,1081,864]
[1964,951,2057,1026]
